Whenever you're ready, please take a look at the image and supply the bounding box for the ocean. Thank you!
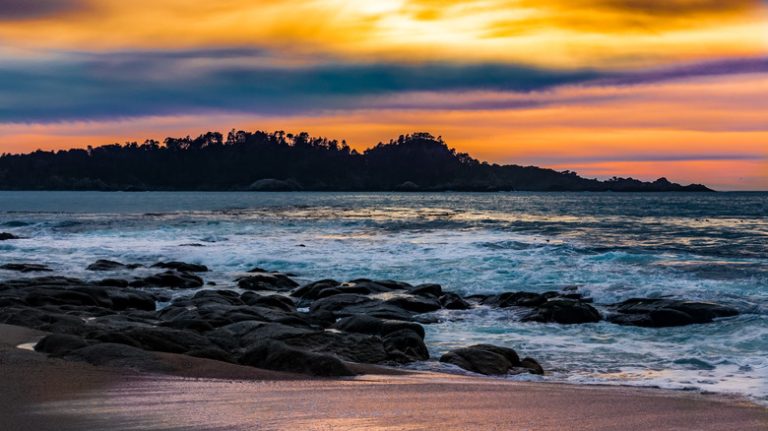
[1,191,766,402]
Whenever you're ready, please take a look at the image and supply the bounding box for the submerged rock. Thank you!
[152,261,209,272]
[0,232,21,241]
[0,263,52,273]
[87,260,141,271]
[607,298,739,327]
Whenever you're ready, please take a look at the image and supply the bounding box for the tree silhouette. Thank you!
[0,130,711,192]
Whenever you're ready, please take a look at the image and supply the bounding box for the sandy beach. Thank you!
[1,324,765,431]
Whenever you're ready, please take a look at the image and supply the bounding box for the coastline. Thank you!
[2,325,766,431]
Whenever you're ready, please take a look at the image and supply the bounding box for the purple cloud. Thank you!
[0,0,86,19]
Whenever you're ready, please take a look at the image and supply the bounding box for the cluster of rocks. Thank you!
[0,259,742,378]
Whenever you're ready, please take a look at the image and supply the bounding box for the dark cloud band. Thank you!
[0,48,765,122]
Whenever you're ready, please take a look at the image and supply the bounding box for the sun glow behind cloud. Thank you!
[0,0,766,189]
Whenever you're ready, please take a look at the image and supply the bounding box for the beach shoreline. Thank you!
[2,324,765,431]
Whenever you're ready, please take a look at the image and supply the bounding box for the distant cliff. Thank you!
[0,131,712,192]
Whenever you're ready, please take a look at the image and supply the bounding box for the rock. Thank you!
[216,321,316,347]
[291,279,341,300]
[382,328,429,362]
[158,300,306,329]
[367,279,412,291]
[240,340,354,377]
[240,292,296,312]
[95,278,130,288]
[247,267,269,273]
[282,331,392,364]
[0,306,87,334]
[237,273,298,291]
[309,294,415,321]
[439,292,471,310]
[440,344,521,375]
[0,232,21,241]
[159,319,215,333]
[152,261,209,272]
[331,315,425,339]
[0,276,84,288]
[383,295,442,313]
[481,292,547,308]
[408,284,443,298]
[130,270,204,289]
[519,357,544,375]
[87,326,219,356]
[607,298,739,327]
[104,288,157,311]
[0,263,52,273]
[191,289,245,306]
[521,299,601,324]
[86,260,140,271]
[298,279,409,300]
[309,293,375,315]
[35,334,89,356]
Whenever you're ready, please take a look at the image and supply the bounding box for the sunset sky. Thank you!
[0,1,766,190]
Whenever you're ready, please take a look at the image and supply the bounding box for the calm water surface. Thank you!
[1,191,766,402]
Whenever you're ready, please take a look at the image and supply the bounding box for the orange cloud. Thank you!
[0,0,764,67]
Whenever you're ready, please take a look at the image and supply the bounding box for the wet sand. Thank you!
[1,324,766,431]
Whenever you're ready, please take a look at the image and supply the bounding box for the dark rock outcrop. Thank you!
[607,298,739,327]
[0,232,21,241]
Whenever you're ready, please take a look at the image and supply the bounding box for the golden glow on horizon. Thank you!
[0,0,765,67]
